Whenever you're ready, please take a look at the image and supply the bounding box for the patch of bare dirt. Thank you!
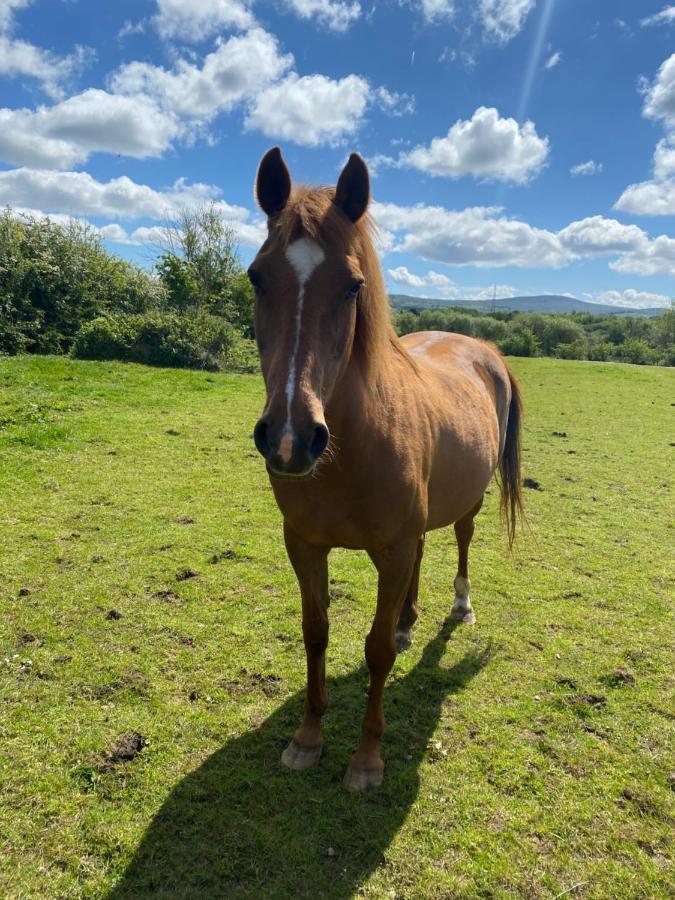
[523,477,543,490]
[176,568,198,581]
[19,633,44,647]
[221,668,283,697]
[605,668,636,686]
[82,671,149,700]
[209,549,237,563]
[152,589,183,605]
[566,693,607,707]
[103,731,147,767]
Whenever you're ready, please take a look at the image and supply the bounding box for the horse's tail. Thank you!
[498,366,525,548]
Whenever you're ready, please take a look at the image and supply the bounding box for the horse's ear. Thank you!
[334,153,370,223]
[256,147,291,218]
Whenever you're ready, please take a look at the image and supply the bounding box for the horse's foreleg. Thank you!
[344,538,419,792]
[394,536,425,653]
[451,496,483,625]
[281,523,329,771]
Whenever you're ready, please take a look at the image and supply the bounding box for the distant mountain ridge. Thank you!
[389,293,668,318]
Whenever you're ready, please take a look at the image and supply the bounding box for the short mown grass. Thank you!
[0,354,673,899]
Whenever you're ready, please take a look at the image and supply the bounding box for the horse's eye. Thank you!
[248,267,262,293]
[345,280,364,300]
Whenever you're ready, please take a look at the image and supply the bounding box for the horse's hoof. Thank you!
[281,739,323,770]
[395,629,412,653]
[343,764,384,793]
[451,604,476,625]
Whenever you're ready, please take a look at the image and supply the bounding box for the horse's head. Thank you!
[249,147,371,480]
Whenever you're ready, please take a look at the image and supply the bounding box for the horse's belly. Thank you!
[425,409,500,531]
[425,459,494,531]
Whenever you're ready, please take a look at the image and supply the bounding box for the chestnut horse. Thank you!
[249,148,524,792]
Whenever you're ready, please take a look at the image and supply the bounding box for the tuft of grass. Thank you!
[0,354,673,899]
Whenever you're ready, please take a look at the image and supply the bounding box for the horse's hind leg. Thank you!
[395,536,424,653]
[451,497,484,626]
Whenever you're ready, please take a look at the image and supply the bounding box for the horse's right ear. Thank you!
[334,152,370,223]
[256,147,291,218]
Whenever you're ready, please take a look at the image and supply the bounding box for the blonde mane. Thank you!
[275,186,410,384]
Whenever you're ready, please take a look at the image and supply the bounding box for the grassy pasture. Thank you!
[0,354,673,899]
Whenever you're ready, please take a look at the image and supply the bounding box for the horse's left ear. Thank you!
[334,153,370,223]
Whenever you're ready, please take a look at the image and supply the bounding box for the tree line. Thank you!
[1,206,672,370]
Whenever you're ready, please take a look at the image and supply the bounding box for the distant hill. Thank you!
[389,293,668,318]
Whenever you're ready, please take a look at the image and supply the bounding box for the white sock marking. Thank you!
[281,238,325,450]
[453,575,472,611]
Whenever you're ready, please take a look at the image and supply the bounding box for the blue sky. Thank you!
[0,0,673,307]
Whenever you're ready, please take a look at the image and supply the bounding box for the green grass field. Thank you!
[0,354,673,899]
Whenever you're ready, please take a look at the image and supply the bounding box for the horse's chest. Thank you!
[271,466,423,549]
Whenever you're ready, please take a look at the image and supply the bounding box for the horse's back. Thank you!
[402,330,511,416]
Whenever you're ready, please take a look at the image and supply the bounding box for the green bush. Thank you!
[499,325,541,357]
[0,209,165,355]
[71,312,241,371]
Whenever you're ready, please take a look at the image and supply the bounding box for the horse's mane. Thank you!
[275,186,414,385]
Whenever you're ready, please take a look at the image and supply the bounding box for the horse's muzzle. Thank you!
[253,417,329,477]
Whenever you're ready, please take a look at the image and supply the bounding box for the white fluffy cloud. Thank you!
[373,201,568,268]
[0,0,31,31]
[0,168,246,221]
[110,29,292,120]
[544,51,562,70]
[615,178,675,217]
[418,0,455,23]
[557,216,645,254]
[640,6,675,27]
[479,0,536,43]
[642,53,675,127]
[401,107,549,183]
[0,35,89,99]
[286,0,361,31]
[1,169,268,248]
[0,23,408,163]
[152,0,255,41]
[389,266,459,294]
[570,160,602,176]
[608,235,675,276]
[654,136,675,178]
[387,266,521,301]
[587,289,673,309]
[388,266,427,288]
[0,0,89,97]
[373,201,675,275]
[0,90,181,168]
[614,57,675,215]
[245,72,370,145]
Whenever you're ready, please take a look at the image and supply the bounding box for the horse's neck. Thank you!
[326,338,401,435]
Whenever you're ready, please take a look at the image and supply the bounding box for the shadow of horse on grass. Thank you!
[109,618,491,899]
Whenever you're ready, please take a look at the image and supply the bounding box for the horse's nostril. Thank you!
[310,423,330,459]
[253,419,270,457]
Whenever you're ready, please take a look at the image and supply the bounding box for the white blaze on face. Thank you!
[279,237,325,462]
